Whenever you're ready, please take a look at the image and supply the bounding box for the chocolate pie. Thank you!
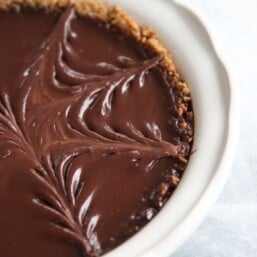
[0,1,194,256]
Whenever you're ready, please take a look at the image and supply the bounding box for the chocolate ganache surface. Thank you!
[0,5,193,257]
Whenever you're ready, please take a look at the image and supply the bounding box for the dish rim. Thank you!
[104,0,240,256]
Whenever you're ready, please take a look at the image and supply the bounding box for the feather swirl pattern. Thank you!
[0,7,191,257]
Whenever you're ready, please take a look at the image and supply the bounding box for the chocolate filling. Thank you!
[0,6,193,257]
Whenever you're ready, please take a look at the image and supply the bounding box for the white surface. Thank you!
[104,1,238,257]
[172,0,257,256]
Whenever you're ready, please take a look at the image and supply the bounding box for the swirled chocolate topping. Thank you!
[0,5,193,257]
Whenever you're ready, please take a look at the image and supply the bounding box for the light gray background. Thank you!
[172,0,257,256]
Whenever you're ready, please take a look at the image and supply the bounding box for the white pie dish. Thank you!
[103,0,239,257]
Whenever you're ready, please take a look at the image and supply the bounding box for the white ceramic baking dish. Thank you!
[104,0,239,256]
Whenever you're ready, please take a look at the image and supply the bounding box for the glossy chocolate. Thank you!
[0,6,193,257]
